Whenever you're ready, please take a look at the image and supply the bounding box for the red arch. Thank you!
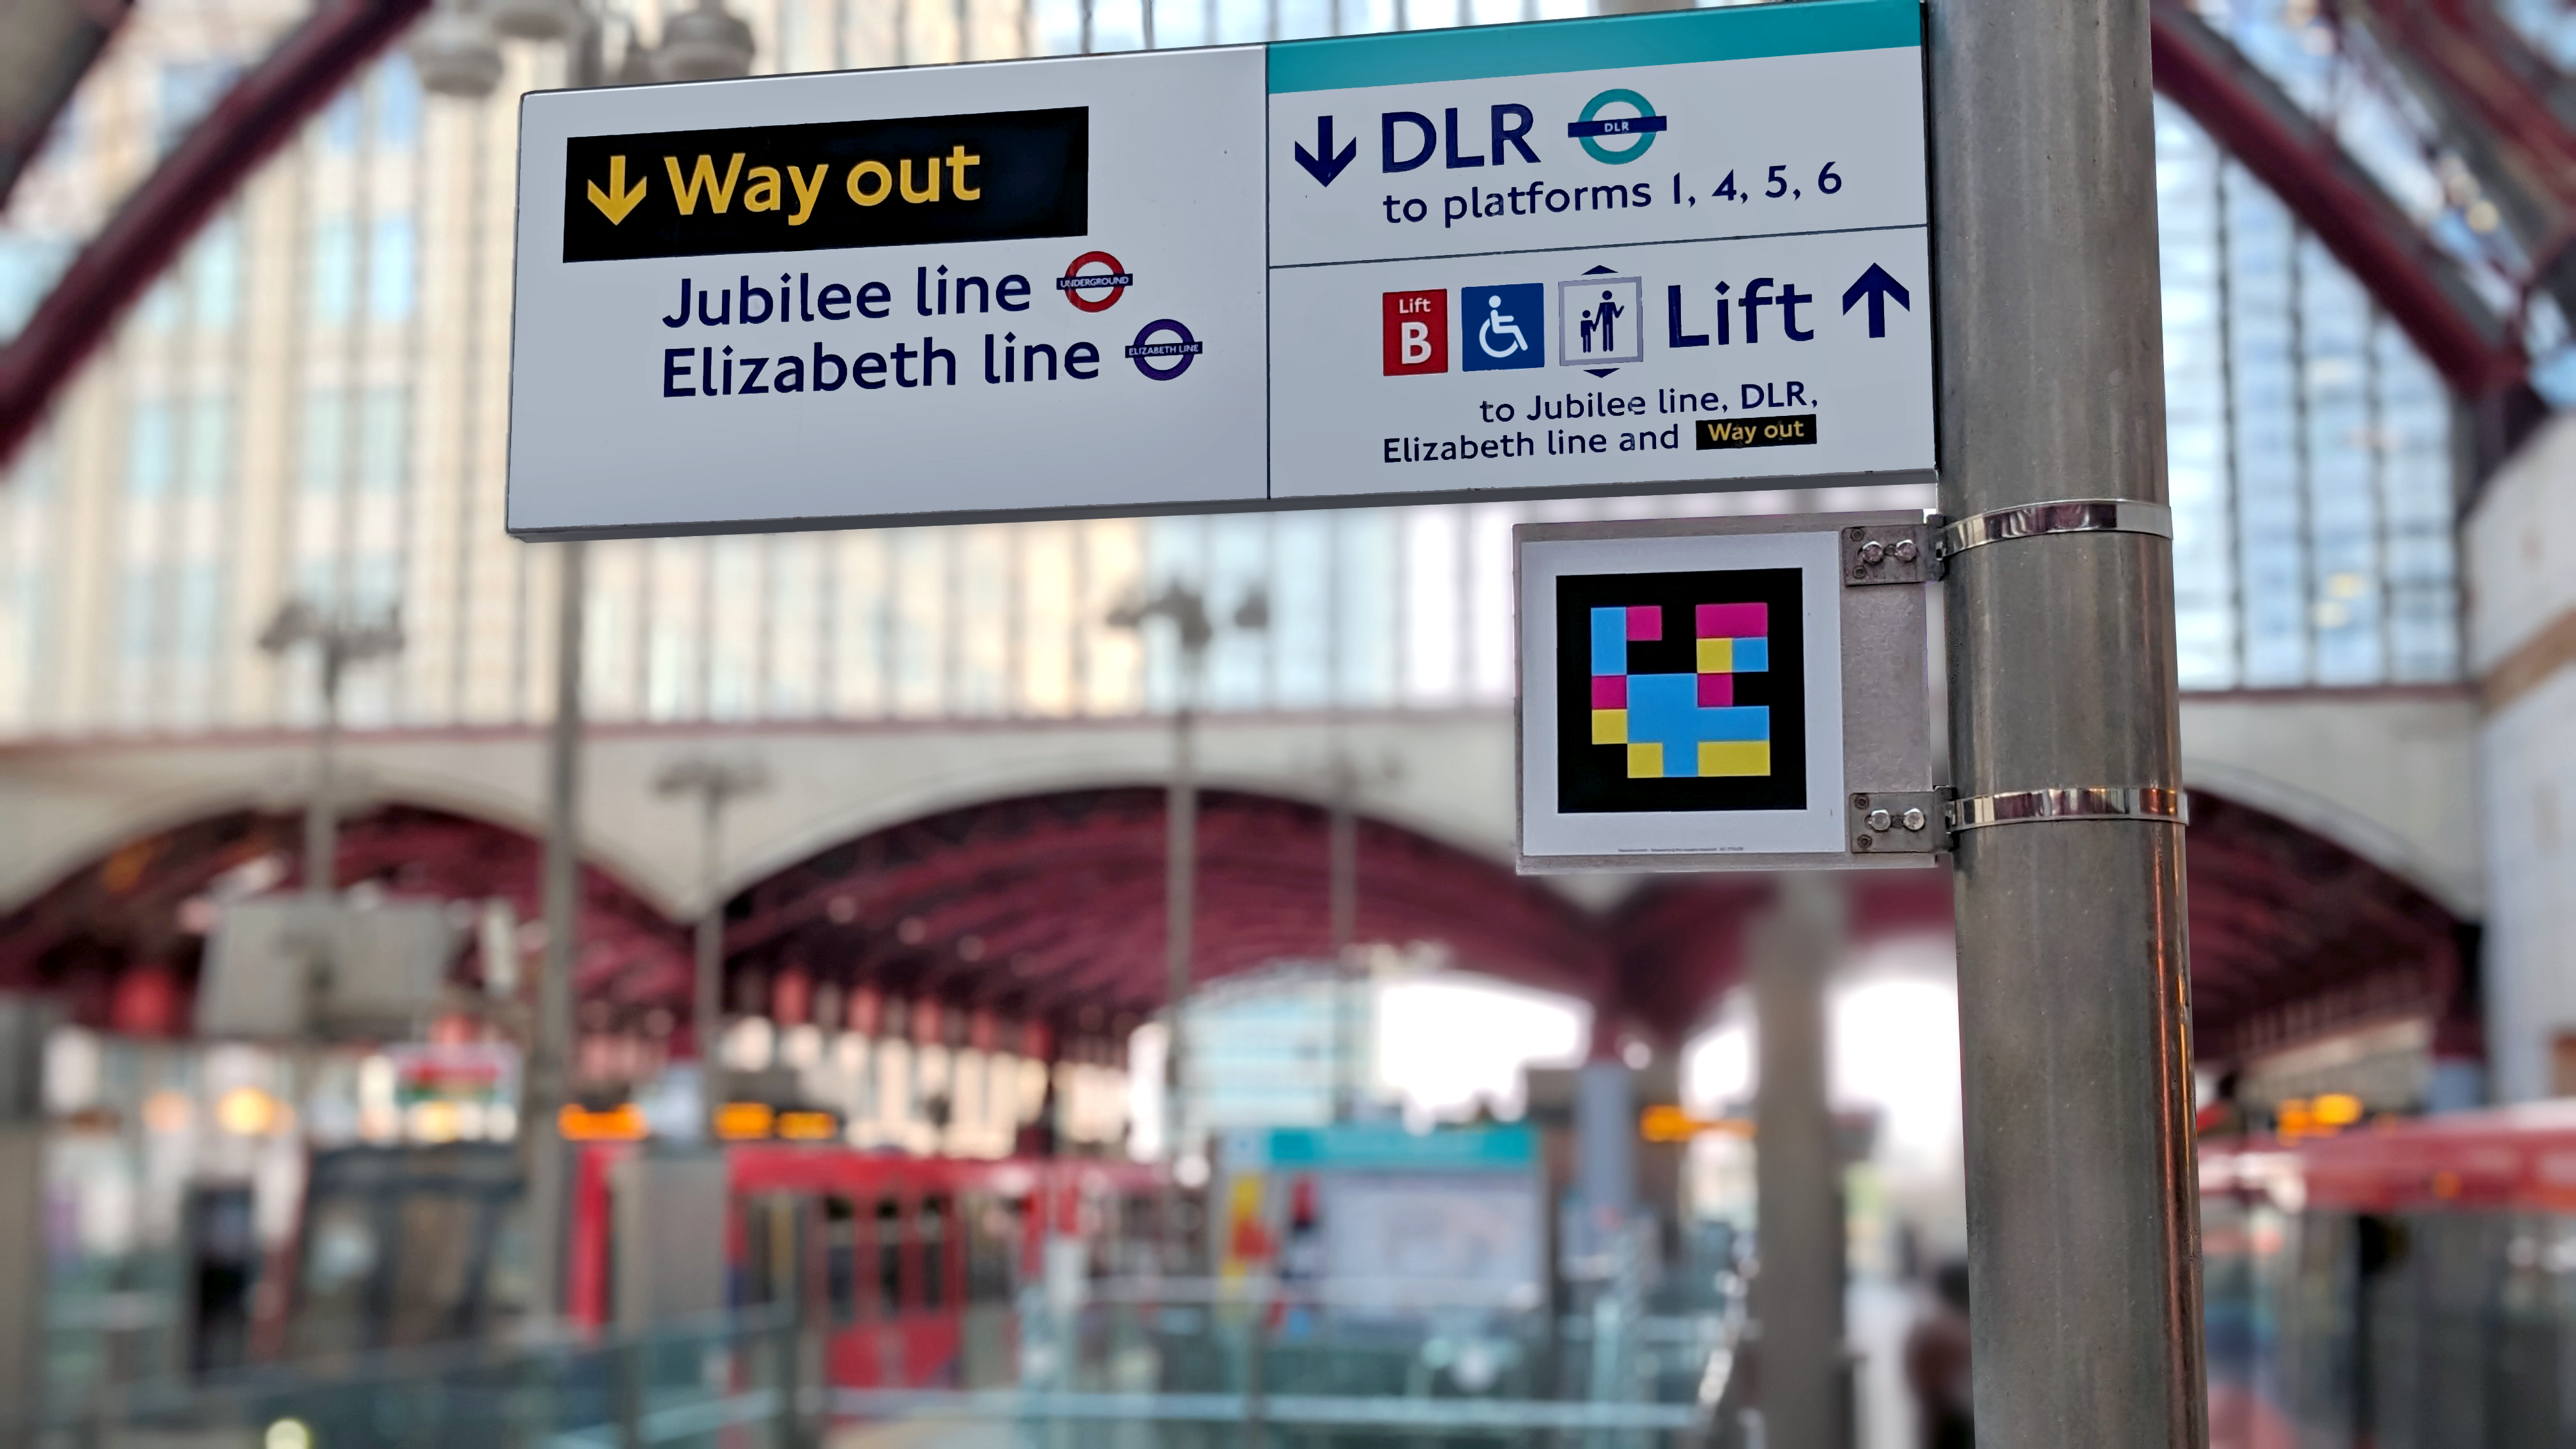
[0,802,686,1036]
[0,786,2476,1072]
[718,787,1616,1045]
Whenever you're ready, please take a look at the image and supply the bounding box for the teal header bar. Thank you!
[1266,0,1921,94]
[1235,1123,1540,1169]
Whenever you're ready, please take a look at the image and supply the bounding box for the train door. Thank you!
[815,1189,914,1390]
[816,1190,902,1391]
[960,1192,1027,1388]
[905,1192,962,1384]
[740,1190,812,1317]
[182,1183,257,1375]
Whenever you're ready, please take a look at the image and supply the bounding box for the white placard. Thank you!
[1517,528,1848,861]
[505,0,1929,537]
[508,47,1269,536]
[1266,24,1931,498]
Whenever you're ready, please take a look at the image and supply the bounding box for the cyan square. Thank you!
[1626,673,1699,742]
[1732,637,1769,672]
[1702,707,1770,741]
[1590,608,1627,675]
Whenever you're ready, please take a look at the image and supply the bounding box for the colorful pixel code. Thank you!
[1556,569,1805,814]
[1588,601,1773,779]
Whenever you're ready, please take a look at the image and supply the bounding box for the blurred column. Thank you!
[1574,1036,1634,1234]
[1575,1026,1637,1420]
[1753,876,1844,1449]
[0,995,57,1436]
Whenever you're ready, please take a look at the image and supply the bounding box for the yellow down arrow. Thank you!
[586,155,647,225]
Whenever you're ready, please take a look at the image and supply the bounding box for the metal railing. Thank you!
[12,1275,1742,1449]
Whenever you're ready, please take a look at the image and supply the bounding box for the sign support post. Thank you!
[1929,0,2206,1441]
[1751,875,1844,1449]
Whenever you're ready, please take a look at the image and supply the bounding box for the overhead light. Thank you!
[715,1101,776,1139]
[488,0,579,40]
[559,1102,649,1140]
[654,0,758,82]
[216,1086,279,1136]
[409,3,506,98]
[778,1109,838,1140]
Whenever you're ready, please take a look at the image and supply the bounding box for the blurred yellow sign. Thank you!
[1639,1105,1752,1143]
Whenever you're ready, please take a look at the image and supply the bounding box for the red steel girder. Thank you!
[0,0,430,468]
[0,0,2540,479]
[2150,0,2523,396]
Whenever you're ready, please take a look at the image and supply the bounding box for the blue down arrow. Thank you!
[1294,116,1358,187]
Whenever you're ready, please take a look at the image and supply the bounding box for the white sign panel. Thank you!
[507,0,1928,538]
[509,47,1269,537]
[1515,513,1937,873]
[1266,10,1933,498]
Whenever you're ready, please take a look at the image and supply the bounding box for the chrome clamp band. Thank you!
[1940,499,2173,558]
[1945,786,2189,832]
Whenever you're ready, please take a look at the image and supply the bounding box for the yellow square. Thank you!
[1698,740,1770,776]
[1697,637,1732,673]
[1627,743,1664,778]
[1591,709,1627,744]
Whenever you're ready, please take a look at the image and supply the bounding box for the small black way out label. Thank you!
[563,108,1087,263]
[1697,413,1818,450]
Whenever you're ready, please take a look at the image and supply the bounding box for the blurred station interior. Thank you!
[2,0,2576,1443]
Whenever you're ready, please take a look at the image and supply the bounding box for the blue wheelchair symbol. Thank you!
[1461,284,1545,372]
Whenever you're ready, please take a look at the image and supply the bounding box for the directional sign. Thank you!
[1515,513,1938,873]
[1266,3,1933,500]
[508,49,1269,537]
[506,0,1929,539]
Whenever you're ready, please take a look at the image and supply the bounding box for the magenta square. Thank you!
[1591,675,1627,709]
[1625,605,1662,641]
[1696,673,1733,707]
[1697,602,1768,638]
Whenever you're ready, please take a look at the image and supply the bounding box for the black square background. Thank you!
[1555,567,1807,815]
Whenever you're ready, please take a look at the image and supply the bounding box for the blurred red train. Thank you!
[566,1144,1168,1388]
[2200,1102,2576,1449]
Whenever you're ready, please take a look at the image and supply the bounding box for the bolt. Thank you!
[1902,807,1927,832]
[1894,537,1919,564]
[1867,808,1893,831]
[1860,540,1886,565]
[1851,793,1869,809]
[1851,563,1868,579]
[1854,834,1874,852]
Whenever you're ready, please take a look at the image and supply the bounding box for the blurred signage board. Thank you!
[1226,1123,1538,1170]
[1218,1126,1545,1319]
[198,898,453,1038]
[506,0,1929,539]
[1515,512,1937,873]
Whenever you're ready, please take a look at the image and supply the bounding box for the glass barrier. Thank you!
[10,1272,1746,1449]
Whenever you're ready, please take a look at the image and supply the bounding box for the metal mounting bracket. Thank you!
[1843,521,1943,586]
[1848,788,1951,854]
[1945,786,2189,832]
[1938,499,2172,559]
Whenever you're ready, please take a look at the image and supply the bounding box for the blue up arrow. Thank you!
[1841,264,1910,338]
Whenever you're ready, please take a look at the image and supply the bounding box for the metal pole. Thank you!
[696,788,725,1136]
[305,649,341,901]
[0,996,56,1445]
[1163,662,1197,1263]
[1929,0,2205,1439]
[1326,753,1357,1121]
[525,539,587,1326]
[1751,877,1843,1449]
